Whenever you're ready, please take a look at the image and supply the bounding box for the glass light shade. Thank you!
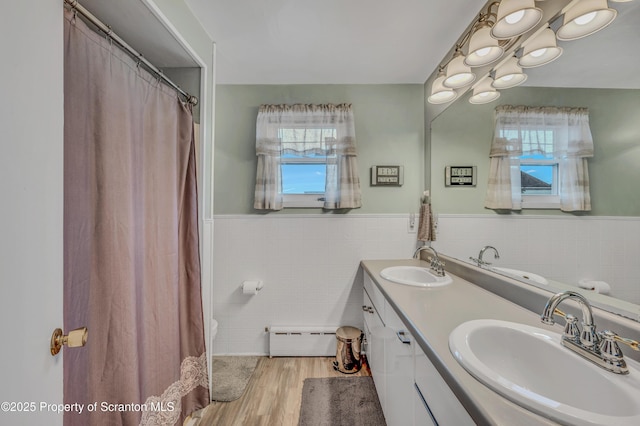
[469,79,501,104]
[518,27,563,68]
[491,0,543,39]
[428,75,458,104]
[492,57,527,89]
[444,53,476,88]
[556,0,617,41]
[464,25,504,67]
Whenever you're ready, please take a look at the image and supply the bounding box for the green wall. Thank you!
[430,86,640,216]
[214,85,425,214]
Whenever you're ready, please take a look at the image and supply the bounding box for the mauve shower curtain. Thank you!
[63,10,209,426]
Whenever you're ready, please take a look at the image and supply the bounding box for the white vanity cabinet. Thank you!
[384,300,416,426]
[363,273,387,413]
[363,269,475,426]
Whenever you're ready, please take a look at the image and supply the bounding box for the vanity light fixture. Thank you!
[427,0,627,105]
[492,56,528,88]
[428,70,459,104]
[518,27,563,68]
[465,21,505,67]
[469,78,501,104]
[556,0,617,41]
[491,0,543,39]
[444,50,476,89]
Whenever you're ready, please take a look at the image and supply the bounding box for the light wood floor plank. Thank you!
[198,356,371,426]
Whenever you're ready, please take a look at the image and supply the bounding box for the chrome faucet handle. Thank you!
[599,330,640,352]
[563,314,581,342]
[599,330,625,363]
[469,256,482,266]
[427,256,446,276]
[580,324,599,349]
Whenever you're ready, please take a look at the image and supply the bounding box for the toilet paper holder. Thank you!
[242,280,264,295]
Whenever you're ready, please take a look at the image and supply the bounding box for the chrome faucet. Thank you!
[413,245,446,277]
[469,245,500,267]
[541,290,640,374]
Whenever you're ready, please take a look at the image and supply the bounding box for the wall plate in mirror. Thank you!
[445,166,476,187]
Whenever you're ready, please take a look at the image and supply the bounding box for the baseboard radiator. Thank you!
[268,326,338,357]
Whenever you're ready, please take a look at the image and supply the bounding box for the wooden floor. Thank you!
[197,356,371,426]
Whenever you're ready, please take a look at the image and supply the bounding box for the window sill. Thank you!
[522,195,560,209]
[282,194,325,208]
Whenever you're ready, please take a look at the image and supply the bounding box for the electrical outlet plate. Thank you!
[407,213,417,233]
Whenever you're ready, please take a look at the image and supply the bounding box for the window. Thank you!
[499,128,560,208]
[520,155,558,207]
[486,106,594,212]
[279,127,335,208]
[254,104,361,211]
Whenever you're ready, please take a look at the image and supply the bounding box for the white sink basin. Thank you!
[449,319,640,425]
[379,266,452,287]
[491,267,549,285]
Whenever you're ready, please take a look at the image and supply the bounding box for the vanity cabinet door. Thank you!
[363,288,386,415]
[364,271,385,320]
[384,304,415,426]
[415,344,475,426]
[414,385,438,426]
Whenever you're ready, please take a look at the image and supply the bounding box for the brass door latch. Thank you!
[50,327,88,356]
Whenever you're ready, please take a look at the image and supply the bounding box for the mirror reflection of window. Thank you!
[486,105,594,212]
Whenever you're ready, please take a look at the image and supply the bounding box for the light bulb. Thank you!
[446,74,473,86]
[574,11,597,25]
[475,47,491,57]
[505,10,525,24]
[429,91,456,103]
[530,48,547,58]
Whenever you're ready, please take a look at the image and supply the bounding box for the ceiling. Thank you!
[76,0,640,89]
[184,0,486,84]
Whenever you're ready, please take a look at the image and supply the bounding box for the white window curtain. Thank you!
[254,103,362,210]
[485,105,594,212]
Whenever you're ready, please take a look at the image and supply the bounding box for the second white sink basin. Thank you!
[449,319,640,425]
[379,266,452,287]
[491,266,549,285]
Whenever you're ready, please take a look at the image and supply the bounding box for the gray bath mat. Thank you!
[298,377,386,426]
[210,356,259,402]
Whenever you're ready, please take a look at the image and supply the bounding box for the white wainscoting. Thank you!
[212,214,419,355]
[433,214,640,305]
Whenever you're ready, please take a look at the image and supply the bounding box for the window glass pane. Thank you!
[281,164,326,194]
[520,164,555,195]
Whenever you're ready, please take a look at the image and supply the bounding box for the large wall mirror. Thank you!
[428,0,640,321]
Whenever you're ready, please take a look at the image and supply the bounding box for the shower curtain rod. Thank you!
[64,0,198,106]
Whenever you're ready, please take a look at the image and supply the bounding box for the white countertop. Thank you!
[361,258,563,425]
